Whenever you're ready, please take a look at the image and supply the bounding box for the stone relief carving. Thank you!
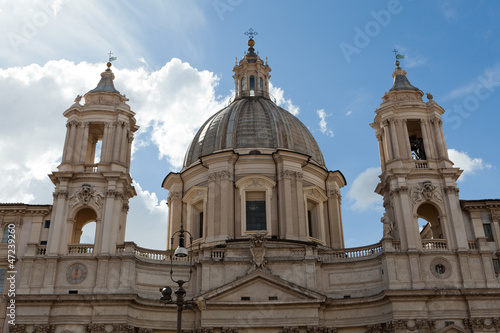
[281,328,299,333]
[184,328,214,333]
[85,324,106,333]
[9,325,26,333]
[32,325,55,333]
[464,317,500,330]
[137,329,153,333]
[69,184,104,208]
[208,170,232,182]
[167,191,182,204]
[221,328,239,333]
[248,232,270,274]
[306,326,337,333]
[111,324,135,333]
[410,182,442,204]
[366,320,435,333]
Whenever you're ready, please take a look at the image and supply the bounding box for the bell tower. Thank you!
[371,61,468,251]
[46,61,138,256]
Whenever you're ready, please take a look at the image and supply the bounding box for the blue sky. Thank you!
[0,0,499,249]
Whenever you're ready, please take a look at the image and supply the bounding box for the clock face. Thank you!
[66,263,87,284]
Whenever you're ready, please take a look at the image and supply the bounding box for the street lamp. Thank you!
[160,223,194,333]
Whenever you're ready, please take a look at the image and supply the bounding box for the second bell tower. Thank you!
[371,63,467,251]
[46,62,138,256]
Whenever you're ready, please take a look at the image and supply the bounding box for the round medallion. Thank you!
[66,263,87,284]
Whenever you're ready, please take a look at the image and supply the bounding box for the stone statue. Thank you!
[381,213,393,238]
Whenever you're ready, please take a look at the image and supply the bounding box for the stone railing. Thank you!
[37,245,47,255]
[421,239,447,250]
[211,249,225,261]
[84,164,99,172]
[68,244,94,255]
[318,243,383,262]
[415,160,428,169]
[116,243,197,262]
[468,240,478,250]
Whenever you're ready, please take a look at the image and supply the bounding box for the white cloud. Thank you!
[270,82,299,115]
[346,167,383,212]
[448,149,492,181]
[440,63,500,102]
[317,109,334,137]
[346,110,352,116]
[126,181,169,249]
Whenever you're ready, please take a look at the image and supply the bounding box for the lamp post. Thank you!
[160,223,193,333]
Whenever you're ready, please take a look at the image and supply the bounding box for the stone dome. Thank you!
[183,96,325,168]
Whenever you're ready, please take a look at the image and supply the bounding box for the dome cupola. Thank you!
[183,32,325,169]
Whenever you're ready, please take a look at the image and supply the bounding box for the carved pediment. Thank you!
[200,270,326,303]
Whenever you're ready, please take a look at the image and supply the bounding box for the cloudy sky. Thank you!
[1,0,499,249]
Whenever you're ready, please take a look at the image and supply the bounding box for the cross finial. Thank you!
[108,51,117,63]
[392,49,398,59]
[244,28,258,40]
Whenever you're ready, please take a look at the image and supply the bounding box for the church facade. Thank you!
[1,38,500,333]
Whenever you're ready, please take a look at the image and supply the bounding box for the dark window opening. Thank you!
[409,136,426,160]
[44,220,51,228]
[308,210,313,237]
[249,76,255,91]
[69,290,78,294]
[241,296,250,301]
[435,264,445,274]
[260,77,263,91]
[484,224,494,242]
[445,322,454,327]
[246,201,266,230]
[493,259,500,276]
[199,212,204,238]
[269,296,278,300]
[40,241,47,245]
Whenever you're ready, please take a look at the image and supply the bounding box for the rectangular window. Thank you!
[246,201,266,230]
[44,220,51,228]
[199,212,204,238]
[308,210,313,237]
[483,224,494,242]
[1,226,9,243]
[40,241,47,245]
[493,259,500,276]
[0,269,6,293]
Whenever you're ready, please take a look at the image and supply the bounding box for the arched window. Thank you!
[249,76,255,91]
[72,207,97,244]
[241,78,246,93]
[417,203,442,239]
[260,77,263,91]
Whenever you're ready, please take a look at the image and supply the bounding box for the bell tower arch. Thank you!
[46,62,138,256]
[371,62,467,251]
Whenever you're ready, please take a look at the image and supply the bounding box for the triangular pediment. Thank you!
[200,270,326,304]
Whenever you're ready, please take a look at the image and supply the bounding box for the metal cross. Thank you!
[108,51,117,63]
[244,28,258,40]
[392,49,398,59]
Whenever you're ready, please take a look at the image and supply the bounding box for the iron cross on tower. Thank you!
[244,28,258,40]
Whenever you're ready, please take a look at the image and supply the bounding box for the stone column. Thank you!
[295,172,306,240]
[382,120,393,161]
[81,122,90,163]
[112,121,123,162]
[389,119,400,159]
[61,122,72,162]
[401,119,412,159]
[420,120,433,160]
